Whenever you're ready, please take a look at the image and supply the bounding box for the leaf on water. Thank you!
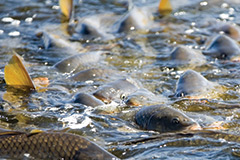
[4,53,35,90]
[59,0,73,20]
[159,0,172,14]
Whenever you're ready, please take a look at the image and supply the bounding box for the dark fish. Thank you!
[135,105,200,133]
[175,70,216,97]
[53,51,103,73]
[170,46,206,67]
[73,93,105,107]
[203,35,240,59]
[70,68,116,82]
[0,130,118,160]
[93,78,140,103]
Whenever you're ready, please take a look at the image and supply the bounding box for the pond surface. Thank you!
[1,0,240,159]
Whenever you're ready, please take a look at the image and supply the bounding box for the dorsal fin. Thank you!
[59,0,73,20]
[158,0,172,14]
[0,131,24,137]
[4,53,35,90]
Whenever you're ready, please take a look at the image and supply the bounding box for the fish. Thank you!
[59,0,173,39]
[73,93,105,107]
[135,104,200,133]
[169,45,206,68]
[210,23,240,41]
[124,88,167,106]
[0,129,118,160]
[113,5,155,33]
[93,78,140,103]
[175,70,217,98]
[70,68,117,82]
[203,35,240,60]
[53,51,104,73]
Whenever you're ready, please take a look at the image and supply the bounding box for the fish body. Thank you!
[0,131,118,160]
[203,35,240,59]
[135,105,200,133]
[70,68,116,82]
[73,93,105,107]
[175,70,216,97]
[93,78,140,103]
[170,46,206,68]
[114,6,154,33]
[125,88,166,106]
[53,51,103,73]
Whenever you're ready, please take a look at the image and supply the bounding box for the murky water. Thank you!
[1,0,240,159]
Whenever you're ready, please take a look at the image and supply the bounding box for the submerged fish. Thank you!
[0,130,118,160]
[175,70,217,98]
[113,6,155,33]
[59,0,172,39]
[203,35,240,60]
[135,104,200,133]
[169,45,206,68]
[210,23,240,41]
[73,93,105,107]
[70,68,117,82]
[53,51,104,73]
[124,88,167,106]
[93,78,140,103]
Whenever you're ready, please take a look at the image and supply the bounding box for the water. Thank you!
[1,0,240,159]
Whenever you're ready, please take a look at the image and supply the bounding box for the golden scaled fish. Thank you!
[0,130,118,160]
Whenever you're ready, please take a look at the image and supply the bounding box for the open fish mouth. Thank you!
[187,123,202,131]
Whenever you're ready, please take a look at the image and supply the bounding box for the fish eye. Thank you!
[172,118,180,124]
[120,93,126,100]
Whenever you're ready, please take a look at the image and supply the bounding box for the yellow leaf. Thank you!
[4,53,35,90]
[159,0,172,14]
[59,0,73,20]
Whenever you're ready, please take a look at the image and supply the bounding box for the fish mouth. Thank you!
[187,123,202,131]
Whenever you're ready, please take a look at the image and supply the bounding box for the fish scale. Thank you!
[0,132,118,160]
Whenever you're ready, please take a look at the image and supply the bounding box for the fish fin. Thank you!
[4,53,35,90]
[27,129,44,137]
[158,0,172,14]
[30,129,44,134]
[46,127,71,133]
[0,131,24,137]
[59,0,73,20]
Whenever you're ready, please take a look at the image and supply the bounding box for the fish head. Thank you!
[147,106,201,133]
